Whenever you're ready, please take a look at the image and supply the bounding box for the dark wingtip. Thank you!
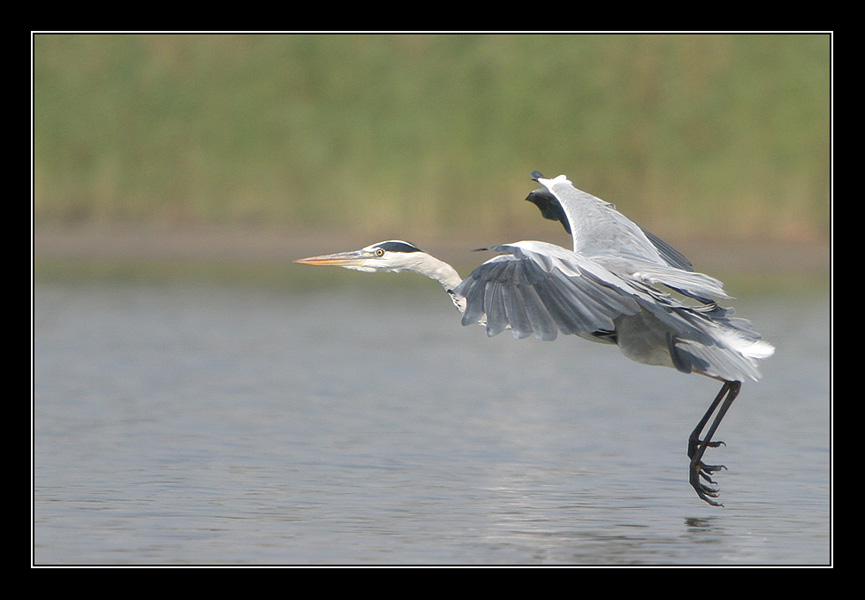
[524,185,572,235]
[530,170,545,181]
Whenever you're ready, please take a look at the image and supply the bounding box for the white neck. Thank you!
[409,253,465,313]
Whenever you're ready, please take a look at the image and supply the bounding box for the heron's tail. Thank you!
[668,307,775,382]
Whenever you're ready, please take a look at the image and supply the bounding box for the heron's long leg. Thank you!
[688,382,730,459]
[688,380,741,506]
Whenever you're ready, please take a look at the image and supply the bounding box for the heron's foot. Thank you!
[689,457,727,507]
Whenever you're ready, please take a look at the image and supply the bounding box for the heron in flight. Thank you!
[296,172,774,506]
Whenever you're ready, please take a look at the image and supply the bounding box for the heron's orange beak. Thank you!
[294,250,368,267]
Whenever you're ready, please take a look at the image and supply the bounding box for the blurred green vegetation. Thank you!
[33,33,830,241]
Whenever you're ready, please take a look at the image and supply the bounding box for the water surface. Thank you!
[33,281,830,564]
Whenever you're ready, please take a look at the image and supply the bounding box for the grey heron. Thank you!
[296,172,774,506]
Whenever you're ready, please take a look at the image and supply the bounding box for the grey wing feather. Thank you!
[639,226,693,271]
[526,181,694,272]
[453,240,774,381]
[454,243,640,341]
[534,174,721,305]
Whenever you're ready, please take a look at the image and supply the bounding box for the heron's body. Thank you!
[296,172,774,505]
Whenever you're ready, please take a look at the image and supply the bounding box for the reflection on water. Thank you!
[33,281,830,564]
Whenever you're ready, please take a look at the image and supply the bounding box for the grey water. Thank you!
[33,280,830,565]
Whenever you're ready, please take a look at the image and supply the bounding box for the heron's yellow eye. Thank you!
[375,248,385,257]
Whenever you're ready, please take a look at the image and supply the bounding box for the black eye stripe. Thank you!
[373,241,423,253]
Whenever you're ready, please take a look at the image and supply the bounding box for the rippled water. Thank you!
[33,281,830,564]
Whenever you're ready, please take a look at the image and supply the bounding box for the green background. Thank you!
[33,33,830,290]
[34,34,829,238]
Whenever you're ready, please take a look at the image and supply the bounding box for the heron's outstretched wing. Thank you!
[527,174,664,264]
[527,174,727,304]
[526,185,694,271]
[453,241,641,341]
[452,240,773,380]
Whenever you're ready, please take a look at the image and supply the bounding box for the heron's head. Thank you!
[295,240,428,274]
